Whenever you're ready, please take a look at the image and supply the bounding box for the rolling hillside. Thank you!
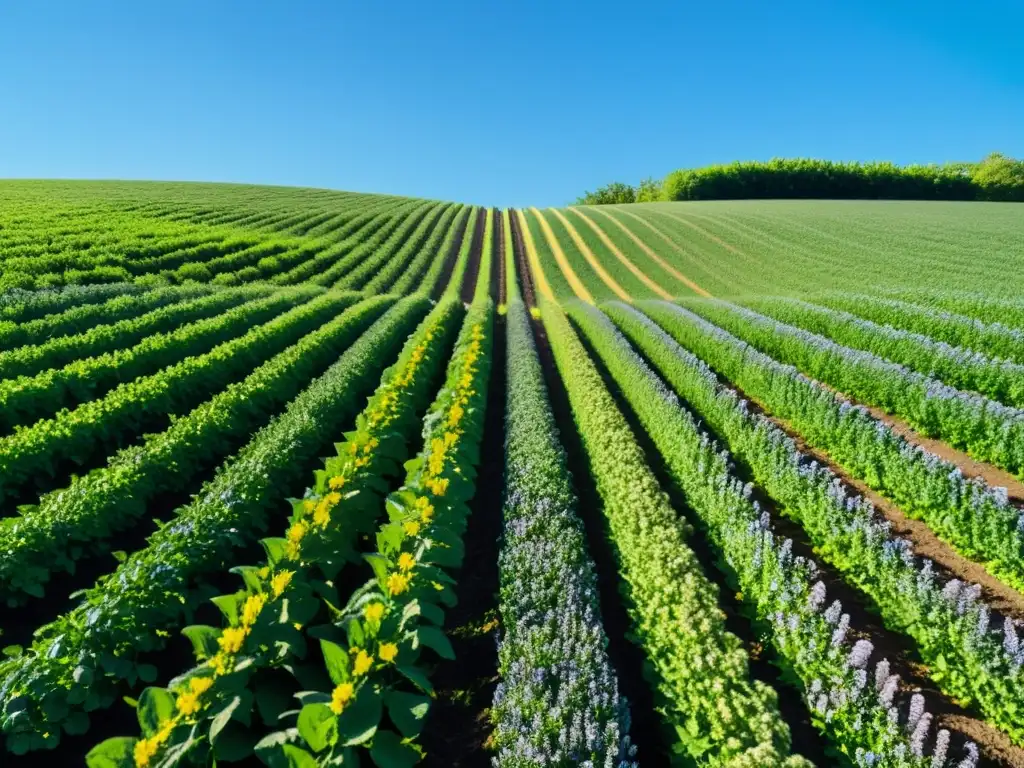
[2,181,1024,767]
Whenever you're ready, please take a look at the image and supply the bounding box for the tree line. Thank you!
[576,153,1024,204]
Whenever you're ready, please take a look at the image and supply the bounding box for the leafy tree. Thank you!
[575,182,636,205]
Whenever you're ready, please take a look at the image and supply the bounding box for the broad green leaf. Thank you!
[297,702,337,753]
[369,729,420,768]
[86,736,136,768]
[320,639,350,685]
[136,687,175,736]
[384,690,430,738]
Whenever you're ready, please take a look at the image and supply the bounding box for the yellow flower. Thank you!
[426,477,449,496]
[134,736,159,767]
[403,520,421,537]
[270,570,294,599]
[287,520,308,544]
[313,500,331,527]
[353,649,373,676]
[218,626,248,654]
[397,552,416,572]
[210,652,230,676]
[414,496,430,510]
[447,403,464,428]
[328,475,347,490]
[378,643,398,663]
[325,492,342,506]
[241,594,267,627]
[387,572,411,596]
[443,431,458,448]
[330,682,355,715]
[302,499,316,513]
[189,676,214,696]
[364,602,385,622]
[176,691,200,717]
[257,566,271,580]
[420,505,434,524]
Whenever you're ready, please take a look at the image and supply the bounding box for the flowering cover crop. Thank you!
[545,300,806,766]
[491,298,633,767]
[567,302,974,766]
[608,301,1024,746]
[640,300,1024,593]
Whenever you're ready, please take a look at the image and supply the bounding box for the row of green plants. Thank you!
[437,208,482,301]
[544,300,806,766]
[0,290,352,509]
[0,282,150,323]
[85,298,467,766]
[682,299,1024,477]
[744,296,1024,409]
[491,298,632,766]
[315,202,439,287]
[0,284,215,351]
[395,204,468,296]
[884,289,1024,334]
[351,204,452,292]
[257,297,494,766]
[272,199,421,284]
[639,300,1024,598]
[0,287,296,430]
[0,295,398,606]
[813,293,1024,366]
[607,301,1024,745]
[566,301,968,766]
[0,298,431,754]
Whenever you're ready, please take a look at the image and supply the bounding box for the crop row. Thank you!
[683,299,1024,476]
[813,293,1024,366]
[491,298,631,765]
[346,203,451,292]
[0,286,292,430]
[544,300,805,765]
[87,297,465,766]
[0,287,337,508]
[0,284,216,351]
[745,296,1024,409]
[0,295,401,606]
[0,297,431,754]
[567,301,972,766]
[607,301,1024,745]
[394,203,467,296]
[639,301,1024,596]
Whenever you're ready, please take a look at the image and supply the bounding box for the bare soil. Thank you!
[508,209,536,307]
[430,207,471,301]
[493,209,505,305]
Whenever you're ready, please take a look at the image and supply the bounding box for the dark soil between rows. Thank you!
[459,208,487,304]
[421,312,505,766]
[507,210,537,308]
[431,206,471,301]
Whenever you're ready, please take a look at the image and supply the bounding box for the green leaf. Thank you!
[3,645,23,658]
[369,729,420,768]
[297,702,337,753]
[261,537,289,567]
[364,553,389,587]
[320,639,350,685]
[63,710,91,736]
[415,626,455,660]
[210,695,244,743]
[111,550,127,563]
[137,663,158,683]
[182,625,221,660]
[384,691,430,738]
[337,687,382,746]
[86,736,136,768]
[136,687,175,737]
[211,592,244,625]
[396,664,433,694]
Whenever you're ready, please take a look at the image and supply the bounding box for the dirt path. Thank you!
[566,207,673,299]
[459,208,487,304]
[430,206,471,301]
[421,313,504,766]
[545,207,631,302]
[513,209,555,303]
[494,209,506,306]
[585,206,712,297]
[508,209,537,307]
[862,402,1024,505]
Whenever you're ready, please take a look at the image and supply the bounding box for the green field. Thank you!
[3,180,1024,767]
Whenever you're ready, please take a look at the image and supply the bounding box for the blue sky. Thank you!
[0,0,1021,207]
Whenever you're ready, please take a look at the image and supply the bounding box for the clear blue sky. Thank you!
[1,0,1021,207]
